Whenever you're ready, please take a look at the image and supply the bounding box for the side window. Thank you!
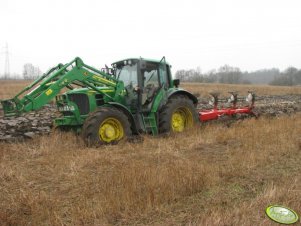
[143,63,159,88]
[159,64,170,88]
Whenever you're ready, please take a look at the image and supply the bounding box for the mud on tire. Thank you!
[82,107,131,146]
[158,95,199,134]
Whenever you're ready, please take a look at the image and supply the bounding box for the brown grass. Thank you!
[1,116,301,225]
[0,81,301,225]
[0,80,32,100]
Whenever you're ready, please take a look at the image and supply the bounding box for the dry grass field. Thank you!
[0,80,32,100]
[0,81,301,225]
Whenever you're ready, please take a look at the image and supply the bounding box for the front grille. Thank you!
[68,93,90,115]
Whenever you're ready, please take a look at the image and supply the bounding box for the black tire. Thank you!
[158,95,198,134]
[82,107,131,146]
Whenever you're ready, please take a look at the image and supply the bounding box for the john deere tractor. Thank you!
[1,57,198,145]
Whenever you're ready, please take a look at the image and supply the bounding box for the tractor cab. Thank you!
[113,57,172,111]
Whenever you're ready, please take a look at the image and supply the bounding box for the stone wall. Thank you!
[0,105,57,141]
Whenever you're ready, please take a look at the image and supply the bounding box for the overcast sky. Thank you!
[0,0,301,75]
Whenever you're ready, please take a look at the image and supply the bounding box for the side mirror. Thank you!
[173,79,180,88]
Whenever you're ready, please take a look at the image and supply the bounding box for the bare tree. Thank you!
[23,63,42,80]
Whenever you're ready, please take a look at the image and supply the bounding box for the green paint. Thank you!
[1,56,197,136]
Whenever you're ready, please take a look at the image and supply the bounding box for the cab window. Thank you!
[116,63,138,87]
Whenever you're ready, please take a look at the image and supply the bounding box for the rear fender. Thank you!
[168,90,198,105]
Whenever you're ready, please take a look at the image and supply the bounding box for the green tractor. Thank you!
[1,57,199,145]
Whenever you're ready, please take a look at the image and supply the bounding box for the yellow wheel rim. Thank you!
[99,117,124,143]
[171,107,193,132]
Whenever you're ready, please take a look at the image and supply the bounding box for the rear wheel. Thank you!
[82,107,131,146]
[159,95,198,133]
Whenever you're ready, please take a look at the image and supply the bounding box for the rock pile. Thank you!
[0,105,58,141]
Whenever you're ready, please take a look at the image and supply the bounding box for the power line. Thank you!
[0,43,11,79]
[4,43,10,79]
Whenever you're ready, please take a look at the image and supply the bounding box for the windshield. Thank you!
[116,63,138,87]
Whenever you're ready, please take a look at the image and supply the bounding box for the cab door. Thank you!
[158,56,170,89]
[140,61,160,108]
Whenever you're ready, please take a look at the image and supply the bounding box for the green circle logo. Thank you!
[266,205,299,224]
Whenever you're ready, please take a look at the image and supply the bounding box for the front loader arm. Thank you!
[1,57,121,116]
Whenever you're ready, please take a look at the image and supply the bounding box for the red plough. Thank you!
[198,91,256,122]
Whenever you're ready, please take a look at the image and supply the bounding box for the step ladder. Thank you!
[141,113,158,135]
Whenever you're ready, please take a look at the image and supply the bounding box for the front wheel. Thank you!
[82,107,131,146]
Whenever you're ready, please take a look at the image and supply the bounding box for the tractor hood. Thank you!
[64,87,115,95]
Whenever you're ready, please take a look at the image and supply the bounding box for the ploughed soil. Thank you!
[0,94,301,141]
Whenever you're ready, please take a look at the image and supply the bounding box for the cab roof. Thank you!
[112,57,170,66]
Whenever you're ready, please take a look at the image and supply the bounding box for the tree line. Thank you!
[175,65,301,86]
[1,63,301,86]
[0,63,42,80]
